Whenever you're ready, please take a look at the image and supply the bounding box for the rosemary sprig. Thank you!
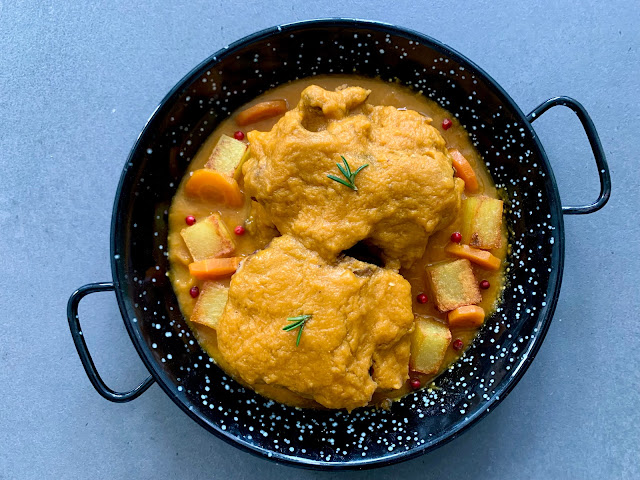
[327,156,369,191]
[283,314,311,346]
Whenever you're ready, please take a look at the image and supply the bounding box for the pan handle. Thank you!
[527,96,611,215]
[67,282,154,402]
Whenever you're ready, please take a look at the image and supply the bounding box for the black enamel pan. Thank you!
[67,19,610,469]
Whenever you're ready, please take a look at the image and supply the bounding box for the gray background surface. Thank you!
[1,1,638,479]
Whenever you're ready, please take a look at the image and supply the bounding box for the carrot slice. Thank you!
[448,305,485,328]
[236,100,288,126]
[449,148,479,193]
[184,169,244,207]
[444,243,501,271]
[189,257,241,280]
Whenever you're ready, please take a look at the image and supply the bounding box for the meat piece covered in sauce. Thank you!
[216,235,414,411]
[243,85,464,268]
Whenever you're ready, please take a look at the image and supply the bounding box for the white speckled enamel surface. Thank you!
[1,2,638,479]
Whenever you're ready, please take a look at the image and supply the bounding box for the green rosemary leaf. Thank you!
[296,326,304,346]
[353,164,369,176]
[283,314,311,346]
[327,174,356,190]
[336,162,350,180]
[328,156,368,191]
[340,155,353,177]
[287,315,310,322]
[283,321,303,331]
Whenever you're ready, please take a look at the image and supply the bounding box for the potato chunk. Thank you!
[461,195,503,249]
[410,316,452,375]
[180,213,235,262]
[427,259,481,312]
[204,134,248,179]
[460,196,481,243]
[190,282,229,329]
